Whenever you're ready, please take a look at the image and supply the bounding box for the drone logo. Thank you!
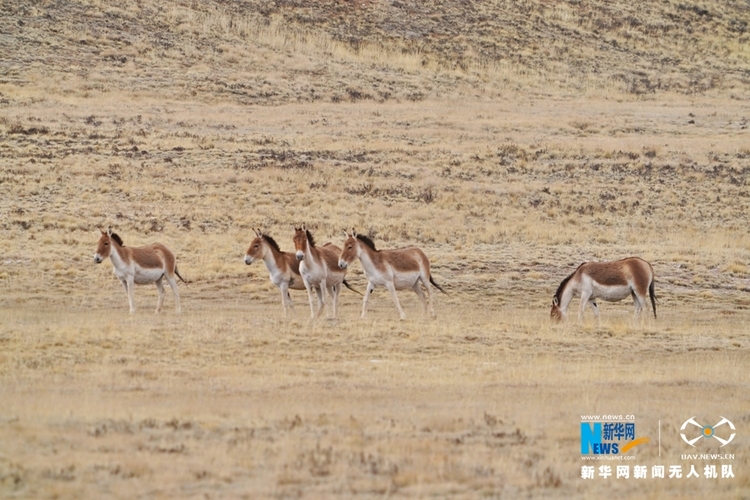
[680,416,736,447]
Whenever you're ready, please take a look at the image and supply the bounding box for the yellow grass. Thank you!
[1,305,748,498]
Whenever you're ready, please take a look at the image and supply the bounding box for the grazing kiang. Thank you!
[94,228,186,314]
[243,228,307,317]
[292,224,349,319]
[338,229,447,320]
[551,257,656,322]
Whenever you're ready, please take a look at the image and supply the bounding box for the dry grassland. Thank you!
[2,0,750,498]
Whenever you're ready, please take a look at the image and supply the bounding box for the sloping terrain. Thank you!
[2,0,750,107]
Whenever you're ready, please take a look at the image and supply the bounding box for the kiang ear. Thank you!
[107,226,113,237]
[351,227,357,237]
[343,229,349,238]
[552,297,559,306]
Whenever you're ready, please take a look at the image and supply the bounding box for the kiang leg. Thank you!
[125,276,136,314]
[361,282,375,318]
[386,282,406,320]
[590,301,600,318]
[590,300,600,324]
[631,290,643,317]
[578,290,592,322]
[329,283,339,319]
[280,282,294,317]
[314,283,325,318]
[165,273,181,313]
[422,275,436,317]
[155,276,165,313]
[412,281,429,315]
[119,278,131,313]
[304,279,317,319]
[632,290,649,324]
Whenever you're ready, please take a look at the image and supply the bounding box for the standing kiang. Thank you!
[292,224,348,319]
[338,229,446,320]
[94,228,186,314]
[550,257,656,322]
[244,228,306,317]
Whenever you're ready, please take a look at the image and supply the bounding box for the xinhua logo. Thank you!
[680,417,736,447]
[580,421,649,455]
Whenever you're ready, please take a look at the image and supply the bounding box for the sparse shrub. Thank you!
[346,87,372,102]
[729,19,747,34]
[84,115,102,127]
[346,182,374,196]
[418,186,436,204]
[8,122,49,135]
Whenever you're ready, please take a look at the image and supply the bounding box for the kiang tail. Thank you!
[175,266,189,286]
[430,275,447,294]
[343,279,363,296]
[649,279,656,319]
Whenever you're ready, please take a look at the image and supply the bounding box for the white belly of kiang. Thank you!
[133,267,165,284]
[392,272,421,290]
[591,284,632,302]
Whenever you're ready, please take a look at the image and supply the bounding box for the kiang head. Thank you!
[338,229,359,269]
[94,227,121,263]
[550,272,574,322]
[292,224,310,261]
[245,228,266,265]
[550,295,564,322]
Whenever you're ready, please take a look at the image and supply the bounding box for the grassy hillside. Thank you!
[2,0,750,106]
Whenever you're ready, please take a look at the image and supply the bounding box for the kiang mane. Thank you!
[110,232,124,247]
[553,274,573,302]
[262,234,281,252]
[305,229,316,247]
[554,263,584,301]
[356,234,377,251]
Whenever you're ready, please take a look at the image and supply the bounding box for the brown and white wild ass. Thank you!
[338,230,446,319]
[94,228,186,314]
[244,228,306,316]
[551,257,656,322]
[292,225,348,319]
